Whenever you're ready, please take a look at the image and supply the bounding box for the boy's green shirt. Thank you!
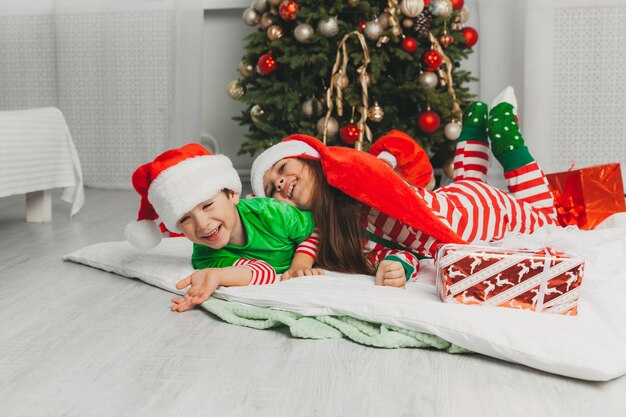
[191,198,315,273]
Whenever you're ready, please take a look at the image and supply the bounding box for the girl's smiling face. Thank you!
[262,158,315,210]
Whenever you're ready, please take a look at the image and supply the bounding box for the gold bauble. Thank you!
[367,102,384,123]
[226,80,245,100]
[333,72,349,90]
[238,61,254,78]
[250,104,266,125]
[402,18,414,29]
[267,24,284,41]
[316,116,339,137]
[301,97,323,118]
[259,13,275,30]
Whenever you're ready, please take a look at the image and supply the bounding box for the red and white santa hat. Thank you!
[126,143,241,250]
[250,134,465,245]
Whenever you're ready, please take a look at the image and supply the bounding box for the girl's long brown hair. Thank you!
[301,159,375,276]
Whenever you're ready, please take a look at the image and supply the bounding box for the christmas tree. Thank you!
[229,0,478,169]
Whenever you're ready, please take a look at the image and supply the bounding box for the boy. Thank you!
[125,143,319,312]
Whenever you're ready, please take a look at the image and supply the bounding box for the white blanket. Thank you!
[0,107,84,216]
[63,213,626,381]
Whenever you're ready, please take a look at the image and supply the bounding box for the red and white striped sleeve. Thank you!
[233,258,277,285]
[295,228,319,260]
[367,248,421,282]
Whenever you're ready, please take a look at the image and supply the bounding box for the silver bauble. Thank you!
[364,21,384,41]
[444,121,462,140]
[259,12,275,29]
[429,0,453,17]
[459,5,470,23]
[367,102,384,123]
[400,0,425,18]
[316,116,339,137]
[242,8,259,26]
[301,98,323,117]
[318,16,339,37]
[238,61,254,78]
[226,80,245,100]
[294,23,314,43]
[418,71,438,88]
[252,0,268,13]
[250,104,266,125]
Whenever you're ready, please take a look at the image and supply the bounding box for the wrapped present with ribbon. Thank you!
[546,163,626,230]
[435,244,584,315]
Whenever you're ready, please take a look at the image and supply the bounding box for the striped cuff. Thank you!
[295,229,319,260]
[233,258,277,285]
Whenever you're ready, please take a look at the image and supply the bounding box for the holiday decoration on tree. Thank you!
[233,0,478,171]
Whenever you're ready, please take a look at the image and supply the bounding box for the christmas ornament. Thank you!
[400,0,425,18]
[461,26,478,47]
[316,116,339,137]
[257,53,277,75]
[443,157,454,179]
[294,23,314,43]
[413,9,432,35]
[226,80,245,100]
[459,5,470,23]
[422,49,443,70]
[418,110,440,133]
[439,32,453,47]
[252,0,269,13]
[444,121,462,140]
[278,0,299,21]
[318,16,339,37]
[301,97,323,117]
[429,0,453,17]
[367,102,384,122]
[402,18,415,29]
[364,21,384,41]
[450,0,464,10]
[358,21,367,31]
[378,13,390,29]
[259,12,275,30]
[267,25,284,41]
[242,8,259,26]
[238,61,254,78]
[340,123,361,145]
[418,71,438,88]
[332,71,349,90]
[250,104,266,125]
[401,36,418,52]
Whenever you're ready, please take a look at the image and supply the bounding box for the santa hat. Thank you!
[126,143,241,250]
[250,134,465,245]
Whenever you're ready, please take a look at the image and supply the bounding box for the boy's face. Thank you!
[177,190,244,248]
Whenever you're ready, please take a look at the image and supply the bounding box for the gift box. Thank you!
[435,244,584,315]
[546,163,625,230]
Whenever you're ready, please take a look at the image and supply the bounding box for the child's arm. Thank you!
[368,249,422,288]
[281,251,324,281]
[170,265,252,312]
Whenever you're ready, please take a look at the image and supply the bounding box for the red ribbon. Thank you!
[552,190,585,227]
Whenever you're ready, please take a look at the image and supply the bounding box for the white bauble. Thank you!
[400,0,425,18]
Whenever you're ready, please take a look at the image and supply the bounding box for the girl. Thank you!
[250,87,558,287]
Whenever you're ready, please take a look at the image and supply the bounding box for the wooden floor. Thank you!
[1,188,625,417]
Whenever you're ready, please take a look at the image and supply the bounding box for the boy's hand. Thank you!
[281,268,325,281]
[171,269,220,312]
[375,260,406,288]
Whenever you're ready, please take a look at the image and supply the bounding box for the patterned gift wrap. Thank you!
[435,244,584,315]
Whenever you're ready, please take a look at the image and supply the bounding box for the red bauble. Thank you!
[423,0,431,5]
[450,0,464,10]
[422,49,443,70]
[461,27,479,48]
[439,33,453,47]
[340,123,360,145]
[278,0,299,21]
[418,111,440,133]
[358,20,367,30]
[401,37,418,53]
[257,53,277,75]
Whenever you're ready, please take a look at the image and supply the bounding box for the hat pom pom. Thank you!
[125,220,162,250]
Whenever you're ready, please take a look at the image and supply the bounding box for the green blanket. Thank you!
[203,297,469,353]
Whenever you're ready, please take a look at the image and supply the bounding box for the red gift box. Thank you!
[546,163,625,230]
[435,244,584,315]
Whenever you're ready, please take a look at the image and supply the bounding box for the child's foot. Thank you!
[458,101,488,142]
[487,86,524,157]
